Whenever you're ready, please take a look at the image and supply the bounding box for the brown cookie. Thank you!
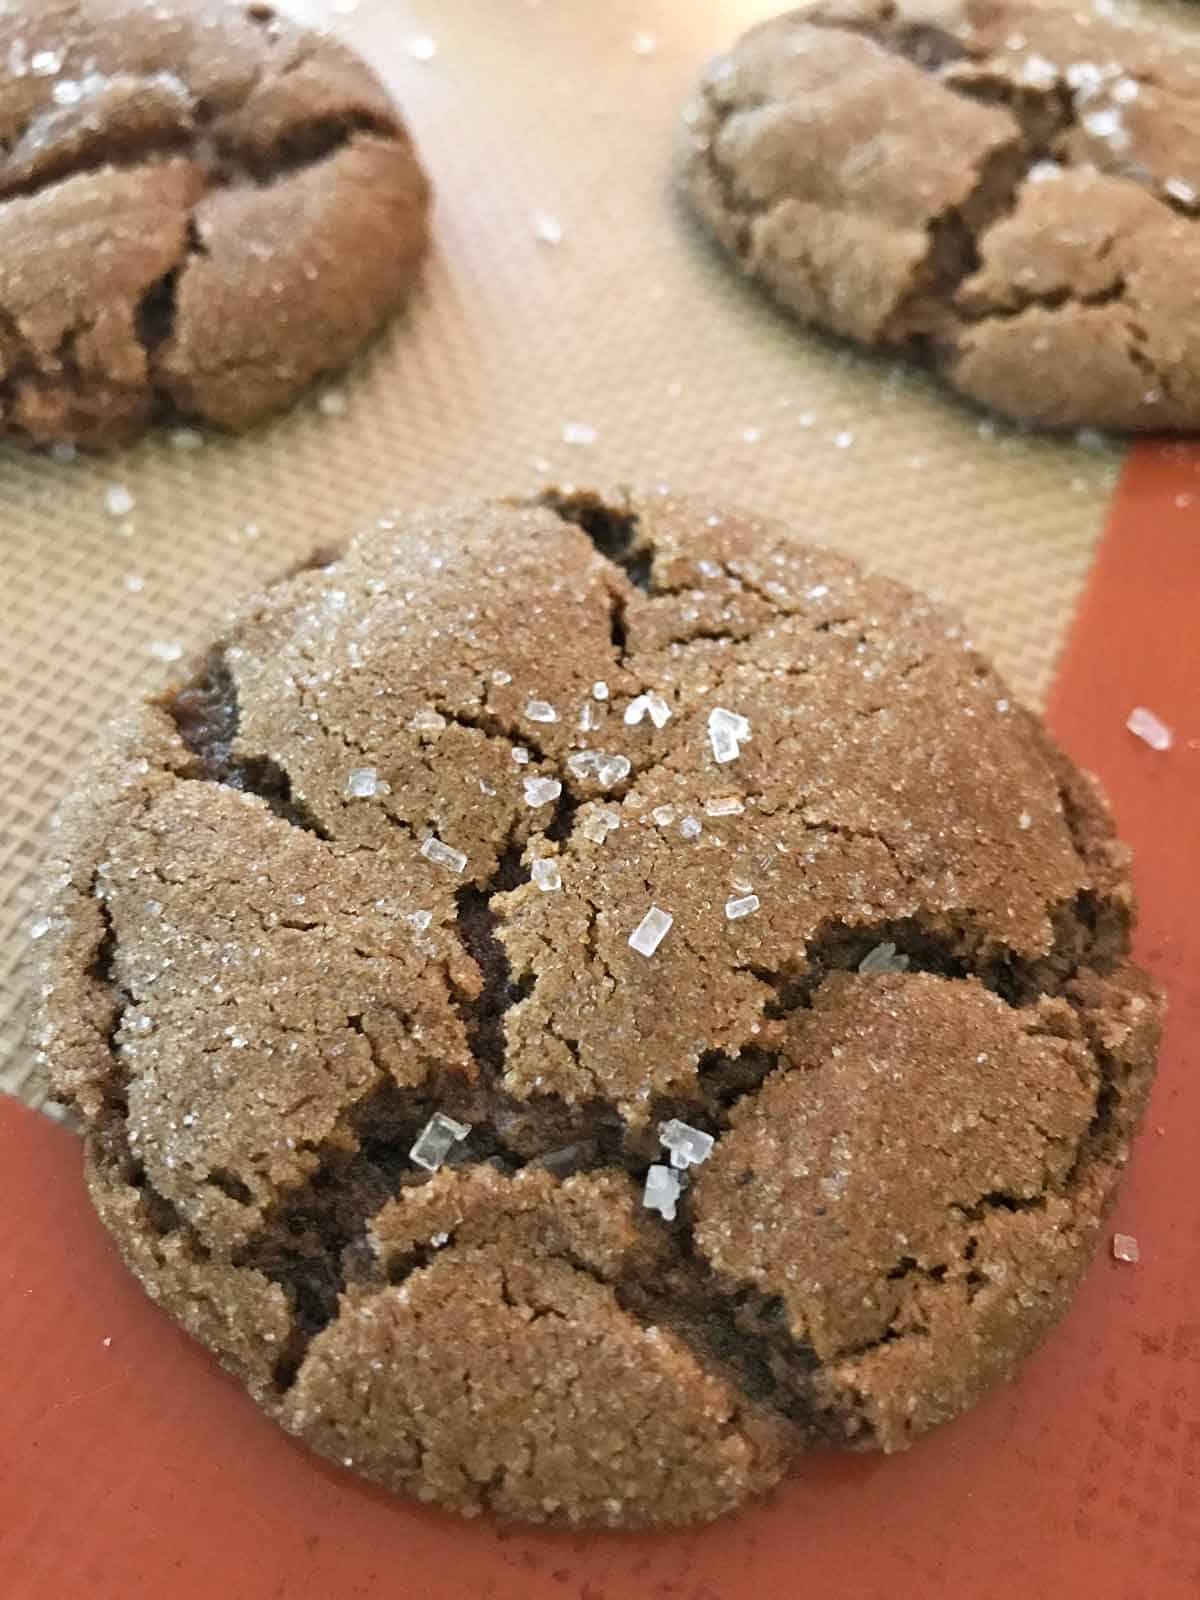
[0,0,430,449]
[37,491,1162,1526]
[682,0,1200,432]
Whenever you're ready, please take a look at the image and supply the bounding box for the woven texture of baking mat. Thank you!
[9,0,1188,1105]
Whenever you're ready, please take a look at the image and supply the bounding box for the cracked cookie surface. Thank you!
[682,0,1200,431]
[38,490,1162,1525]
[0,0,429,449]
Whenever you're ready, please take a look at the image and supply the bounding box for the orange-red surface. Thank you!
[2,445,1197,1600]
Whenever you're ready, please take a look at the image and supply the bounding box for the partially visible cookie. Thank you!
[37,490,1162,1525]
[0,1,430,448]
[682,0,1200,431]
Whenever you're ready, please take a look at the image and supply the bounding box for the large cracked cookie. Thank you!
[683,0,1200,432]
[0,0,429,449]
[38,491,1161,1526]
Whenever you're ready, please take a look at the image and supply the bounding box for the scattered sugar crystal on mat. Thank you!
[28,917,51,941]
[708,707,751,764]
[406,910,433,933]
[318,390,347,417]
[567,750,631,787]
[659,1119,714,1170]
[592,681,609,700]
[531,857,562,892]
[725,894,760,921]
[858,941,910,975]
[629,905,673,956]
[562,421,597,446]
[579,701,599,732]
[1028,160,1063,184]
[523,776,562,808]
[1112,1233,1140,1264]
[706,795,744,817]
[52,78,82,105]
[643,1164,682,1221]
[631,30,657,55]
[31,48,63,74]
[492,669,512,686]
[346,766,380,798]
[104,484,135,517]
[409,708,446,732]
[1018,811,1033,830]
[741,426,762,444]
[525,699,559,723]
[834,430,855,449]
[1165,176,1198,206]
[148,640,182,662]
[410,1113,471,1172]
[124,574,144,593]
[512,746,530,764]
[581,807,621,843]
[420,836,468,875]
[651,805,677,826]
[1127,706,1173,751]
[405,33,437,61]
[1112,76,1139,103]
[532,211,563,244]
[680,815,702,839]
[169,427,203,450]
[430,1232,449,1248]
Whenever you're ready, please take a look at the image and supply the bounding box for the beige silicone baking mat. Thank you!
[6,0,1191,1107]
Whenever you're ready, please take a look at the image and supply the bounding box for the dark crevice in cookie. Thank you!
[214,110,400,187]
[1124,320,1179,407]
[88,886,135,1109]
[207,1167,255,1206]
[234,1077,464,1389]
[961,1191,1046,1220]
[958,277,1128,325]
[0,131,198,209]
[165,647,332,838]
[539,489,655,593]
[696,1047,781,1112]
[734,904,1116,1029]
[135,220,207,367]
[544,786,580,845]
[94,1113,194,1242]
[454,843,532,1080]
[613,1219,864,1444]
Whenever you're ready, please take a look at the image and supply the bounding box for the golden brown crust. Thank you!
[682,0,1200,431]
[37,491,1162,1525]
[0,0,430,448]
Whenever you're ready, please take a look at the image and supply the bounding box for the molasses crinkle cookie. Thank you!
[0,0,430,448]
[683,0,1200,431]
[38,491,1162,1526]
